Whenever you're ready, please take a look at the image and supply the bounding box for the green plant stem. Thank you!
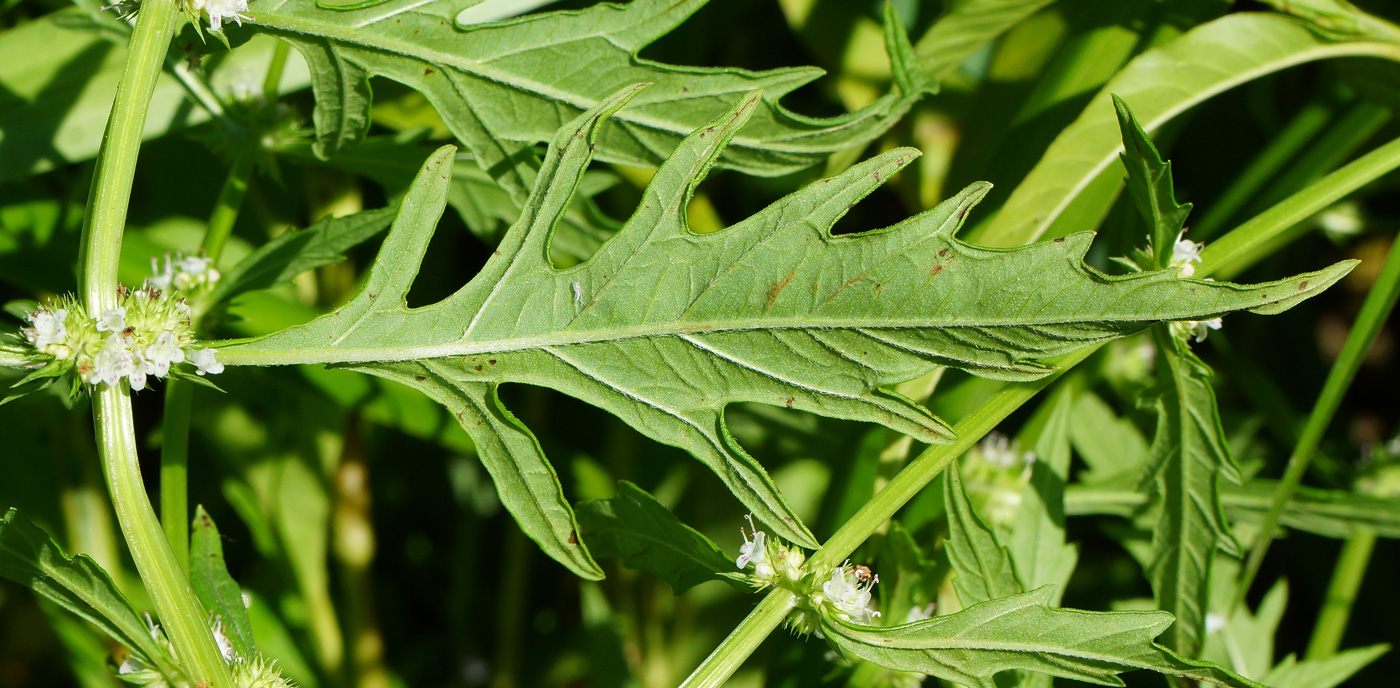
[1306,529,1376,660]
[263,38,291,98]
[204,151,256,265]
[78,1,235,685]
[1198,135,1400,280]
[1192,98,1335,240]
[678,589,796,688]
[682,347,1098,688]
[1234,232,1400,612]
[159,380,193,572]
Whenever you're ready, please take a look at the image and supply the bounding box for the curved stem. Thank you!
[678,589,795,688]
[79,1,235,685]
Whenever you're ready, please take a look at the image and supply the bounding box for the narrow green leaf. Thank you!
[190,506,256,659]
[0,508,176,675]
[1066,478,1400,539]
[251,0,932,189]
[1137,329,1242,656]
[220,86,1353,574]
[977,12,1400,246]
[824,586,1263,688]
[914,0,1059,79]
[943,462,1021,607]
[576,481,741,594]
[209,207,396,306]
[1113,94,1191,269]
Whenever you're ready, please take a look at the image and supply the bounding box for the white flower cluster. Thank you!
[118,612,293,688]
[148,251,221,293]
[735,515,804,587]
[18,287,221,393]
[733,515,885,635]
[817,562,882,625]
[1170,317,1223,343]
[187,0,253,31]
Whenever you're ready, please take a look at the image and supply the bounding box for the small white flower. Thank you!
[191,347,224,376]
[191,0,253,31]
[96,306,127,333]
[128,361,149,392]
[1171,317,1223,343]
[736,515,776,580]
[1171,234,1204,277]
[90,335,138,387]
[26,308,68,348]
[1205,613,1226,635]
[822,564,879,625]
[212,619,237,662]
[904,603,935,624]
[144,331,186,377]
[149,255,175,290]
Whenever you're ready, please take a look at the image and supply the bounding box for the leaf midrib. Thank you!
[255,6,862,156]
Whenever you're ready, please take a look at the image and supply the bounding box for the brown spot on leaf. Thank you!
[1299,281,1309,290]
[784,397,794,408]
[568,530,578,545]
[475,365,483,372]
[1053,237,1065,243]
[414,376,425,382]
[766,270,796,309]
[488,359,497,365]
[938,249,948,257]
[424,67,435,76]
[929,265,943,276]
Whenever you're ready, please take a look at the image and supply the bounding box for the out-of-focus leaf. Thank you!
[0,16,309,182]
[1261,644,1390,688]
[1065,479,1400,539]
[190,506,256,659]
[977,13,1400,246]
[824,586,1262,688]
[943,462,1020,607]
[1008,385,1077,603]
[1137,331,1242,656]
[209,207,396,306]
[1070,390,1150,483]
[0,508,176,675]
[577,482,739,594]
[220,88,1353,577]
[250,0,934,192]
[915,0,1059,79]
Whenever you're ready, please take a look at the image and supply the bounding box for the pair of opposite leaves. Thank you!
[220,85,1352,579]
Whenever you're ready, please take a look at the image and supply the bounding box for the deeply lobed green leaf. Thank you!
[249,0,934,194]
[219,85,1354,578]
[824,586,1263,688]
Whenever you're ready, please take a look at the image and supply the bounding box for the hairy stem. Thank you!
[79,1,235,685]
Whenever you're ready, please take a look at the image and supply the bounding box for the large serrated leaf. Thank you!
[576,481,741,594]
[824,586,1263,688]
[249,0,934,193]
[0,508,177,677]
[1137,329,1243,657]
[219,85,1353,578]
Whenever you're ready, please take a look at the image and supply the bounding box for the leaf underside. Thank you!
[251,0,932,194]
[219,85,1353,578]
